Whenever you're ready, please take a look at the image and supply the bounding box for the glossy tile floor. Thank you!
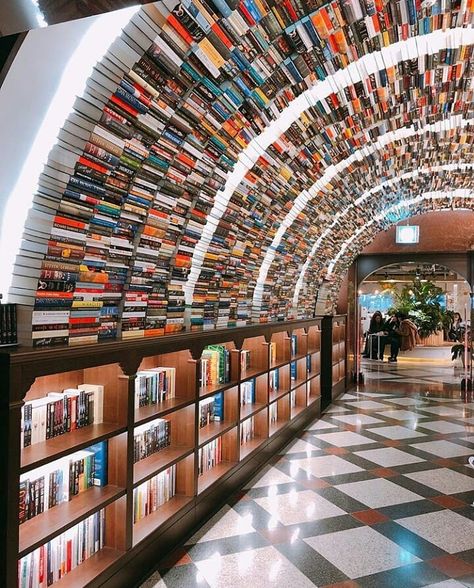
[140,377,474,587]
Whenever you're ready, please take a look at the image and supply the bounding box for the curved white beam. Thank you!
[292,161,474,306]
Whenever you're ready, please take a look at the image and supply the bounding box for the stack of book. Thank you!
[198,436,222,476]
[18,509,105,587]
[134,367,176,408]
[133,419,171,463]
[269,402,278,424]
[133,464,176,523]
[199,393,224,427]
[240,349,251,374]
[19,442,108,525]
[21,385,103,448]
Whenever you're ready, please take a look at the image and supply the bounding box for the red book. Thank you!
[167,14,193,44]
[110,95,138,117]
[78,156,108,175]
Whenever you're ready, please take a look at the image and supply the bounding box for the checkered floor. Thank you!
[140,388,474,588]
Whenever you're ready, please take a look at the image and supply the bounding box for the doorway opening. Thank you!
[358,262,472,396]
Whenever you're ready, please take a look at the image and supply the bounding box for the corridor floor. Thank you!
[140,384,474,588]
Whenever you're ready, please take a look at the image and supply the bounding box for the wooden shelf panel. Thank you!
[240,402,266,420]
[290,377,307,391]
[45,547,123,588]
[21,424,126,473]
[240,366,267,382]
[270,359,290,370]
[134,446,194,486]
[133,495,193,547]
[19,486,125,558]
[291,404,306,419]
[240,437,265,460]
[269,388,290,403]
[198,462,236,494]
[269,420,287,436]
[199,421,236,447]
[199,380,238,399]
[135,397,194,425]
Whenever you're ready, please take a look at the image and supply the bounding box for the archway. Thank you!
[358,261,472,395]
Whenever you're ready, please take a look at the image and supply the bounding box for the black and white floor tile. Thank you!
[140,385,474,588]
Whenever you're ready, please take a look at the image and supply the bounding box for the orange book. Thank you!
[167,14,193,44]
[78,156,108,174]
[54,215,87,230]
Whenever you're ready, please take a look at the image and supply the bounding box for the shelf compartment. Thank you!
[241,335,270,376]
[307,325,321,353]
[199,343,239,398]
[198,427,238,494]
[290,328,308,359]
[133,495,193,547]
[270,330,291,367]
[289,357,307,391]
[198,386,238,446]
[134,405,195,485]
[308,375,321,405]
[239,408,268,460]
[19,485,125,558]
[291,385,307,419]
[135,351,197,424]
[269,363,290,403]
[21,424,126,473]
[47,547,124,588]
[133,454,194,546]
[240,373,268,420]
[307,351,321,376]
[269,394,290,437]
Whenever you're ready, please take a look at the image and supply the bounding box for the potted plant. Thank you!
[391,278,448,342]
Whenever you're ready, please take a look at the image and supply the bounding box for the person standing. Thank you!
[385,313,402,363]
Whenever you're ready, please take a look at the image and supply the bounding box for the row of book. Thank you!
[199,393,224,427]
[19,442,108,525]
[198,436,222,475]
[11,0,474,342]
[18,509,105,587]
[134,367,176,408]
[21,385,103,448]
[0,303,17,345]
[133,464,177,523]
[133,419,171,463]
[200,344,231,387]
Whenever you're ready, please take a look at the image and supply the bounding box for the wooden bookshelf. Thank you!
[0,317,342,587]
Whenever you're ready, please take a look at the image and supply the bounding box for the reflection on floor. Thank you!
[140,383,474,588]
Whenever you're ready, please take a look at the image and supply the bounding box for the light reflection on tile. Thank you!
[306,420,338,431]
[343,400,389,410]
[246,467,295,489]
[316,431,375,447]
[403,468,474,494]
[396,510,474,553]
[304,526,420,578]
[194,546,316,587]
[366,425,425,440]
[332,414,383,426]
[409,440,474,458]
[291,455,363,478]
[376,410,423,421]
[283,439,320,454]
[418,421,468,434]
[188,505,256,544]
[255,489,346,525]
[336,478,422,508]
[354,447,425,467]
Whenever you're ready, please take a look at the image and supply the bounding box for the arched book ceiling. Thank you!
[7,0,474,345]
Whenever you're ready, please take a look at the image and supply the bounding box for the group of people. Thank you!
[362,311,420,363]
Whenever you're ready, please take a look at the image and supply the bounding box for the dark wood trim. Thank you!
[0,32,25,89]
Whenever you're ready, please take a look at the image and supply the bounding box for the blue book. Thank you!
[291,361,297,381]
[306,354,312,374]
[213,392,224,421]
[89,441,108,486]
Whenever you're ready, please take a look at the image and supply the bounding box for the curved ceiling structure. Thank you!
[7,0,474,345]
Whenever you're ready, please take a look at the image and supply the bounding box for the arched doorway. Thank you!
[358,262,472,394]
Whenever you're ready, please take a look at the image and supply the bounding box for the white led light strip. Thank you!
[292,161,474,307]
[0,6,140,300]
[182,26,474,307]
